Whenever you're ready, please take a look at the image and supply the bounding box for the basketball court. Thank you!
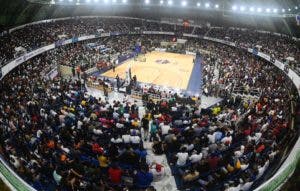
[101,51,195,89]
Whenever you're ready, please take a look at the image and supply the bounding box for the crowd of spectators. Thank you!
[1,17,299,70]
[207,27,300,65]
[0,58,156,190]
[0,26,298,191]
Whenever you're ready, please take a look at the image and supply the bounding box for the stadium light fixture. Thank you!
[257,7,262,12]
[281,9,285,12]
[69,0,73,2]
[122,0,127,3]
[288,8,291,11]
[240,6,245,12]
[250,7,255,12]
[266,8,271,13]
[215,4,219,9]
[168,0,173,5]
[160,0,163,5]
[86,0,90,3]
[59,0,63,2]
[232,5,237,11]
[145,0,150,4]
[296,6,298,10]
[197,2,200,7]
[181,1,187,7]
[104,0,109,3]
[205,3,210,8]
[273,9,277,13]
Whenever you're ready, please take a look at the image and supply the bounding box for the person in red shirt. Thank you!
[256,144,265,153]
[208,154,220,170]
[108,163,122,184]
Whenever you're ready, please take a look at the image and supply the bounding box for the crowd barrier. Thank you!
[0,28,299,191]
[86,80,113,93]
[131,90,171,102]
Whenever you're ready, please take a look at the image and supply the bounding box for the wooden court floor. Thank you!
[102,51,195,89]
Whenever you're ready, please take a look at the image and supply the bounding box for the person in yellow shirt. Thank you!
[132,118,140,128]
[146,113,152,120]
[98,153,109,173]
[212,106,221,115]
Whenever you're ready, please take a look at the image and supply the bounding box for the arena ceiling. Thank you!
[26,0,300,12]
[1,0,300,37]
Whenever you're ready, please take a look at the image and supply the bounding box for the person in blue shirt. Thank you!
[135,165,153,189]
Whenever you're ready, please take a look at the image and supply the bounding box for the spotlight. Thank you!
[197,2,200,7]
[273,9,277,13]
[250,7,255,12]
[145,0,150,4]
[296,6,298,10]
[168,0,173,5]
[282,9,285,13]
[257,7,262,12]
[205,3,210,8]
[215,4,219,9]
[266,8,271,13]
[69,0,73,2]
[160,0,163,5]
[86,0,90,3]
[181,1,187,6]
[232,5,237,11]
[240,6,245,11]
[288,8,291,11]
[122,0,126,3]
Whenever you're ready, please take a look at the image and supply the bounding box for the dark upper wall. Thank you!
[1,0,300,37]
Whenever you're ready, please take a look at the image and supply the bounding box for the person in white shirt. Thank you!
[113,111,119,119]
[161,122,171,136]
[93,127,103,135]
[257,160,269,179]
[176,148,189,166]
[130,135,141,144]
[116,122,124,128]
[189,150,203,163]
[234,145,245,158]
[77,120,83,129]
[149,163,165,181]
[221,133,232,145]
[111,136,122,144]
[10,155,21,169]
[247,132,262,144]
[122,134,131,144]
[239,180,253,191]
